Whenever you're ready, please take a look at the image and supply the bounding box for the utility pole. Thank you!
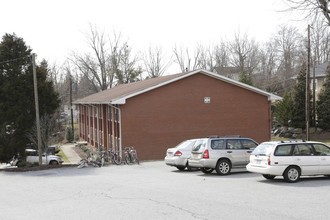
[306,25,311,141]
[32,54,42,165]
[312,55,316,128]
[69,75,74,134]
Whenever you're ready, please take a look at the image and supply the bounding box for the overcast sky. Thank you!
[1,0,307,73]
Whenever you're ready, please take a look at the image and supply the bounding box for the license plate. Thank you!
[193,154,199,158]
[255,160,261,164]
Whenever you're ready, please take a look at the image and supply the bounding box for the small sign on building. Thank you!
[204,97,211,103]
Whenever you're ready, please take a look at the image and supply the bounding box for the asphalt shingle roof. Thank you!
[73,69,282,104]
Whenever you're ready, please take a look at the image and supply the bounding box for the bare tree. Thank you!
[273,25,303,82]
[197,44,217,72]
[310,18,330,64]
[228,32,260,76]
[143,46,170,78]
[173,45,201,72]
[214,41,230,70]
[71,25,112,91]
[26,114,56,154]
[286,0,330,25]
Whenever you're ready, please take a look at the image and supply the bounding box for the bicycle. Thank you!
[123,147,139,165]
[77,153,101,168]
[107,149,122,165]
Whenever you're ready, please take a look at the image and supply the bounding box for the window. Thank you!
[108,105,111,121]
[313,144,330,156]
[252,143,274,156]
[211,139,225,149]
[192,139,206,152]
[274,145,292,156]
[293,144,314,156]
[99,105,103,119]
[227,139,243,149]
[241,140,258,149]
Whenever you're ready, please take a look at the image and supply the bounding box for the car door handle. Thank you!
[321,158,326,161]
[227,151,232,153]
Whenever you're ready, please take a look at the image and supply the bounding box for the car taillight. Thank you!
[249,155,251,163]
[203,150,209,159]
[268,156,271,165]
[174,151,182,157]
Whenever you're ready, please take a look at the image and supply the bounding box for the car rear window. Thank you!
[176,140,195,150]
[252,143,274,156]
[192,139,207,152]
[274,144,292,156]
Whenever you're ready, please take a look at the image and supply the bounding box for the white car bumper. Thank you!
[164,156,187,167]
[246,163,286,176]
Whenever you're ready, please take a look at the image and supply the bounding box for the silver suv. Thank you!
[188,136,258,175]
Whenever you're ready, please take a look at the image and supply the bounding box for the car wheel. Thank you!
[176,166,186,171]
[283,166,300,183]
[201,168,214,174]
[215,159,231,175]
[50,160,59,165]
[262,174,276,180]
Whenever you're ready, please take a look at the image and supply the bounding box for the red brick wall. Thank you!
[120,73,271,160]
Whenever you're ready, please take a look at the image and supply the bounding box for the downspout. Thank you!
[109,104,122,158]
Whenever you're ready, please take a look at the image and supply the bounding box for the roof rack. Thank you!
[280,140,306,143]
[206,135,220,138]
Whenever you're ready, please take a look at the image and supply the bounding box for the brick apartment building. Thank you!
[73,69,281,160]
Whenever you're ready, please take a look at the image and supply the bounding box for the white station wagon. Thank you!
[247,141,330,183]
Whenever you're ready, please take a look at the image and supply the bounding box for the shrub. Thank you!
[65,127,74,143]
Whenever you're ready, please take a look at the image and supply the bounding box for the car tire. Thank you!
[215,159,231,175]
[50,160,59,165]
[176,166,186,171]
[283,166,300,183]
[201,168,214,174]
[262,174,276,180]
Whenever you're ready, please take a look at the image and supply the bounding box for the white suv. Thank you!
[25,149,63,165]
[247,141,330,183]
[188,136,258,175]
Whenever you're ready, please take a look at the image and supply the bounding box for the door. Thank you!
[292,144,319,175]
[313,144,330,175]
[240,139,258,163]
[226,139,247,166]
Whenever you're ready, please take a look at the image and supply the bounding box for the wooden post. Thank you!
[32,54,42,165]
[306,25,311,141]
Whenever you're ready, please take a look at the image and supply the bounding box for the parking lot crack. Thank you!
[148,198,207,220]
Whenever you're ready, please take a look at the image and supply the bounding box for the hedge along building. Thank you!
[73,69,281,160]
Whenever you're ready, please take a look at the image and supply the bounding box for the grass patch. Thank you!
[56,148,70,163]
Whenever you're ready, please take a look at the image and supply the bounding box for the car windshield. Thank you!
[252,143,274,156]
[176,140,195,150]
[192,139,206,152]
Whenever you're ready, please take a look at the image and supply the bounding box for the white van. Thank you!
[247,141,330,183]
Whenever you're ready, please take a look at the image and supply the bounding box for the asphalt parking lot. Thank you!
[1,161,330,220]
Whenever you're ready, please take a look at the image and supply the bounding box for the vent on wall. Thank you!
[204,97,211,103]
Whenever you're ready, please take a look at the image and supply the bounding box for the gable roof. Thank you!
[73,69,282,105]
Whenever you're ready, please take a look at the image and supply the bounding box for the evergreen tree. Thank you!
[239,71,253,86]
[274,92,294,126]
[0,33,60,162]
[317,64,330,130]
[291,63,311,129]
